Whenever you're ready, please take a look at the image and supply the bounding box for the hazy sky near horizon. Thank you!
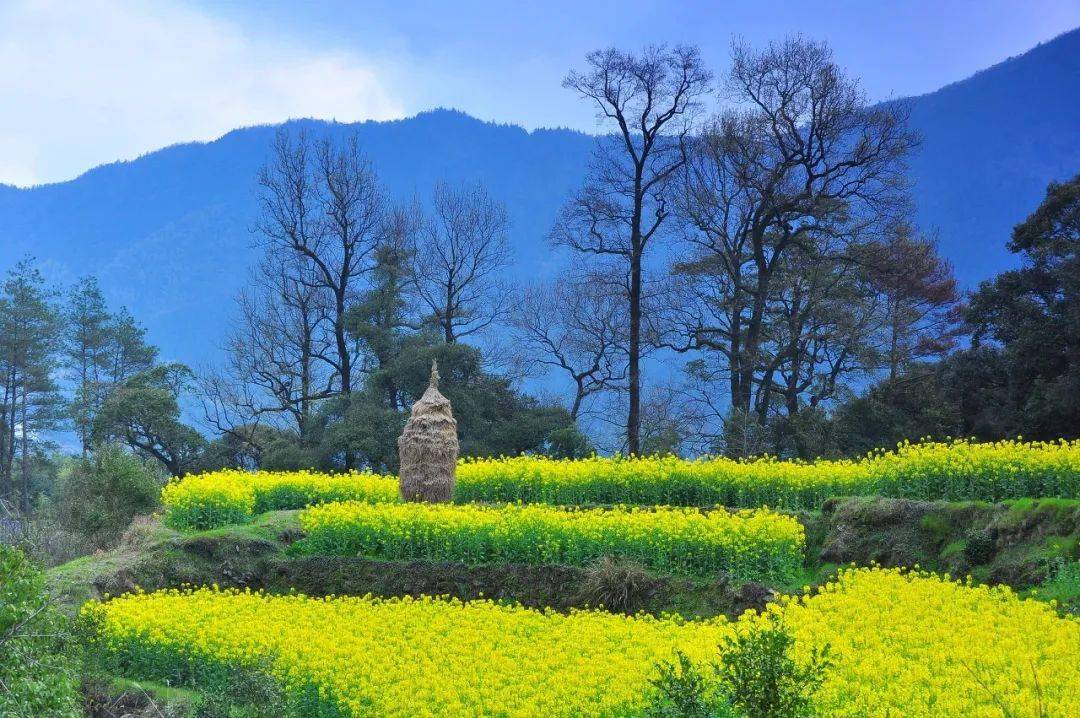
[2,0,1078,187]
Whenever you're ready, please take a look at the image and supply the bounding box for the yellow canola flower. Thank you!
[162,469,397,529]
[457,438,1080,509]
[162,438,1080,528]
[84,567,1080,717]
[298,501,805,581]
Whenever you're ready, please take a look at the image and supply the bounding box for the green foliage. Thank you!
[1037,558,1080,614]
[962,527,997,565]
[645,652,733,718]
[0,258,66,513]
[197,425,313,473]
[0,545,80,717]
[644,616,829,718]
[63,277,157,455]
[827,365,962,458]
[193,663,289,718]
[54,444,163,548]
[93,363,206,476]
[955,174,1080,441]
[315,335,591,472]
[715,616,831,718]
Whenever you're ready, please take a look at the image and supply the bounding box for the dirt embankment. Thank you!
[811,496,1080,587]
[51,512,741,618]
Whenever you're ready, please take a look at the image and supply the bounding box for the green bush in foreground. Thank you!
[646,616,831,718]
[0,546,80,717]
[54,443,164,548]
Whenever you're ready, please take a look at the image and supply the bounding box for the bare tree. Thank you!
[411,181,512,343]
[512,271,627,420]
[667,37,918,426]
[256,129,385,399]
[200,250,335,452]
[554,44,712,454]
[638,382,705,457]
[764,249,882,421]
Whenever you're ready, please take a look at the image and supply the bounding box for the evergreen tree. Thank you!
[65,276,112,454]
[961,174,1080,439]
[0,259,64,512]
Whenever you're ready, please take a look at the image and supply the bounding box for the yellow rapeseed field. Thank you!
[456,438,1080,508]
[162,469,398,529]
[85,567,1080,717]
[161,440,1080,528]
[297,501,805,580]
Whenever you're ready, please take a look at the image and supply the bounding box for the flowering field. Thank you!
[458,438,1080,508]
[162,440,1080,529]
[84,567,1080,717]
[162,469,398,529]
[297,501,804,581]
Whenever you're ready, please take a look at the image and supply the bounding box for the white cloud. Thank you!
[0,0,406,186]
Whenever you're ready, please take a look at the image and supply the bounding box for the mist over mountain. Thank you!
[1,29,1077,370]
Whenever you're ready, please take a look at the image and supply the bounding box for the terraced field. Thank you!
[76,439,1080,716]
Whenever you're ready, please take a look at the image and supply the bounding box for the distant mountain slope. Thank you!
[0,110,594,361]
[904,27,1080,284]
[1,29,1077,368]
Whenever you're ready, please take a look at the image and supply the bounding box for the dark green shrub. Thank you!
[963,527,997,565]
[644,615,830,718]
[194,663,289,718]
[55,443,164,548]
[645,652,734,718]
[716,615,831,718]
[0,545,80,717]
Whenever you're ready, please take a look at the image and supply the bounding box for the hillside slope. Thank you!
[1,30,1077,367]
[0,110,593,360]
[904,27,1080,283]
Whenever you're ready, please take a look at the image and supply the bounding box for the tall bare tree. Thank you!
[411,181,511,343]
[256,129,385,399]
[554,45,712,454]
[667,37,918,430]
[511,271,627,419]
[201,250,335,452]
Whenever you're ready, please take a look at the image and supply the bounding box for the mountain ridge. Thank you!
[1,30,1077,370]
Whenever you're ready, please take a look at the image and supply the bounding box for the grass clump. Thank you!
[578,556,659,613]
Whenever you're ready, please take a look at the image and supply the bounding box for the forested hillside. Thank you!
[1,30,1077,367]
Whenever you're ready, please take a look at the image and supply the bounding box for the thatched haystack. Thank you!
[397,360,459,502]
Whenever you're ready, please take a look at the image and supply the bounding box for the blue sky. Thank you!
[2,0,1078,187]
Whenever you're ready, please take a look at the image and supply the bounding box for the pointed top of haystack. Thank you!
[409,358,452,420]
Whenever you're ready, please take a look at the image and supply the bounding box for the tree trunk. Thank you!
[444,282,456,343]
[334,288,355,470]
[19,384,29,515]
[627,251,642,455]
[570,379,585,421]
